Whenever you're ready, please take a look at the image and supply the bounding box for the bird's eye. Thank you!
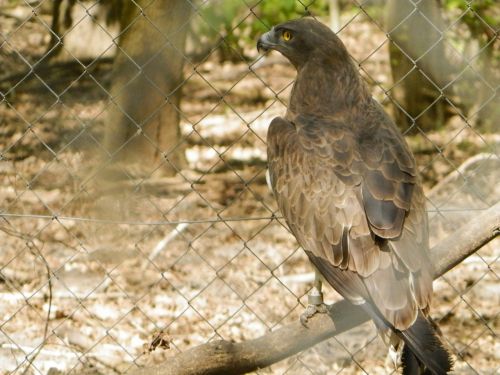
[282,30,292,41]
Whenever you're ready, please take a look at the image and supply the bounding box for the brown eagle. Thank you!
[258,18,452,374]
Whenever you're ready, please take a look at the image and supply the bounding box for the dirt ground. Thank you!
[0,3,498,375]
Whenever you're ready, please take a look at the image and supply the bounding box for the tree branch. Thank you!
[129,202,499,375]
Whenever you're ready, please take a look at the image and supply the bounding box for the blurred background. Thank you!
[0,0,498,374]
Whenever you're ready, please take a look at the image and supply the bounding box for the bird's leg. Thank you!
[300,270,328,326]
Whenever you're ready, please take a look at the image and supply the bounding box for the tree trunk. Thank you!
[386,0,454,132]
[104,0,190,177]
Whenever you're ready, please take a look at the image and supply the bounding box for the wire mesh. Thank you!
[0,0,498,374]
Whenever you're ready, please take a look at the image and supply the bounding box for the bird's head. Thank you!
[257,17,348,69]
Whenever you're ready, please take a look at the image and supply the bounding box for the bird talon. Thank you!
[300,302,328,327]
[300,273,328,326]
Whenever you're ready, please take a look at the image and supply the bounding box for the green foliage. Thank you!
[443,0,499,44]
[194,0,329,60]
[253,0,304,34]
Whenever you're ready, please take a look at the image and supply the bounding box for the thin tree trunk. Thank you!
[386,0,455,132]
[104,0,190,176]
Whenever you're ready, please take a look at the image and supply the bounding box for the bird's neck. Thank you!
[288,59,369,118]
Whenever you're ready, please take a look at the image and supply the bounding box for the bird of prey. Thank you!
[257,18,453,375]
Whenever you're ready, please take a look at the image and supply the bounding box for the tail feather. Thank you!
[399,314,453,375]
[401,344,422,375]
[363,304,452,374]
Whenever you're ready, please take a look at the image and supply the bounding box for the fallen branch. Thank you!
[143,222,189,269]
[129,202,499,375]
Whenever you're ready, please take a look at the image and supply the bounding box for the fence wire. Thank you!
[0,0,498,374]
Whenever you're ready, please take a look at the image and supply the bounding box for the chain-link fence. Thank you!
[0,0,498,374]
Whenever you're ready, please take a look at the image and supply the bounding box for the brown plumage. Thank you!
[258,18,452,374]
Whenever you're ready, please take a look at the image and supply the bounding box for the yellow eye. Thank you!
[282,30,292,41]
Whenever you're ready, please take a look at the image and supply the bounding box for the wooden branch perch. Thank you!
[129,202,500,375]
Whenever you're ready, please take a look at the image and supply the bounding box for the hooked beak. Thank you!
[257,27,278,53]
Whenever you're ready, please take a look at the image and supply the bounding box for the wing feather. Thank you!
[267,113,432,330]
